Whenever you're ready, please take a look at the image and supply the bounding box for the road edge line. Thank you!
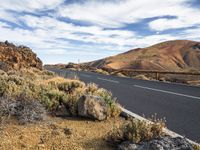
[120,107,200,146]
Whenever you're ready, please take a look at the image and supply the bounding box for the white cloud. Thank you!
[149,7,200,31]
[0,0,200,64]
[18,15,136,47]
[0,0,64,12]
[58,0,190,28]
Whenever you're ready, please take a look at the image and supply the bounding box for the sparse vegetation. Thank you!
[0,67,121,122]
[107,118,166,145]
[94,69,109,75]
[132,74,149,80]
[193,144,200,150]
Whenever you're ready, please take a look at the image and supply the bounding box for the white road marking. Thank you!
[80,74,91,77]
[134,84,200,100]
[97,77,119,83]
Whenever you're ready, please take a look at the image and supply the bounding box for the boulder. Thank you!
[77,95,108,121]
[118,136,193,150]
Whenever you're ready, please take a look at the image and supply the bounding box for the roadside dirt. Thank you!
[0,116,125,150]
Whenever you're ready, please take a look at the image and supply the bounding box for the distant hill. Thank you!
[87,40,200,71]
[0,41,42,71]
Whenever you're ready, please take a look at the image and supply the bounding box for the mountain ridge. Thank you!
[86,40,200,71]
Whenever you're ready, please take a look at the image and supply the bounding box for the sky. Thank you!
[0,0,200,64]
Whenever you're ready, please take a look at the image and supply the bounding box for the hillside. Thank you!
[87,40,200,71]
[0,41,42,71]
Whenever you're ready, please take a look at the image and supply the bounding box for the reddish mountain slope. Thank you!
[87,40,200,71]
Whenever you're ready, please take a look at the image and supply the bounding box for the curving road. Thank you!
[49,68,200,142]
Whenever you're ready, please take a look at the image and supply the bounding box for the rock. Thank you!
[77,95,108,121]
[118,136,193,150]
[0,41,42,71]
[149,136,193,150]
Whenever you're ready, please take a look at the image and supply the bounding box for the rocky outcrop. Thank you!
[77,95,108,121]
[118,136,193,150]
[0,41,42,71]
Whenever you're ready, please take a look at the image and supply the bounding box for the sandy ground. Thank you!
[0,116,125,150]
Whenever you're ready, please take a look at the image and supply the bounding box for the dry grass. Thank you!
[193,144,200,150]
[107,118,166,145]
[0,116,125,150]
[132,74,149,80]
[95,69,109,75]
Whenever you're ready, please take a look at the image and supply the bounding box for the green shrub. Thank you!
[65,93,80,116]
[86,83,98,94]
[58,80,85,94]
[96,88,121,117]
[40,89,68,111]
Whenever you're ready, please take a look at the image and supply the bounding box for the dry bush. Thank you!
[133,74,149,80]
[15,96,46,124]
[107,118,165,144]
[0,69,7,76]
[0,96,46,124]
[193,144,200,150]
[86,83,98,95]
[0,97,17,123]
[95,69,109,75]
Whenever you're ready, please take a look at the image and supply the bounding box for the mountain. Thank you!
[0,41,42,71]
[87,40,200,71]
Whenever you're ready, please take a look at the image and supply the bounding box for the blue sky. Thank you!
[0,0,200,64]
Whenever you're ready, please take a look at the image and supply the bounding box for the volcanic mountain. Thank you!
[87,40,200,71]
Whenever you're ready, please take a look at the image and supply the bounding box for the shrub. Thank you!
[133,74,149,80]
[15,96,46,124]
[40,89,68,111]
[95,69,109,75]
[8,75,24,85]
[193,144,200,150]
[96,88,121,117]
[65,93,80,116]
[0,68,122,119]
[86,83,98,94]
[0,69,7,76]
[0,97,17,123]
[0,96,46,124]
[107,118,165,144]
[58,80,85,94]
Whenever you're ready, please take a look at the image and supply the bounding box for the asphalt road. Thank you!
[49,68,200,142]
